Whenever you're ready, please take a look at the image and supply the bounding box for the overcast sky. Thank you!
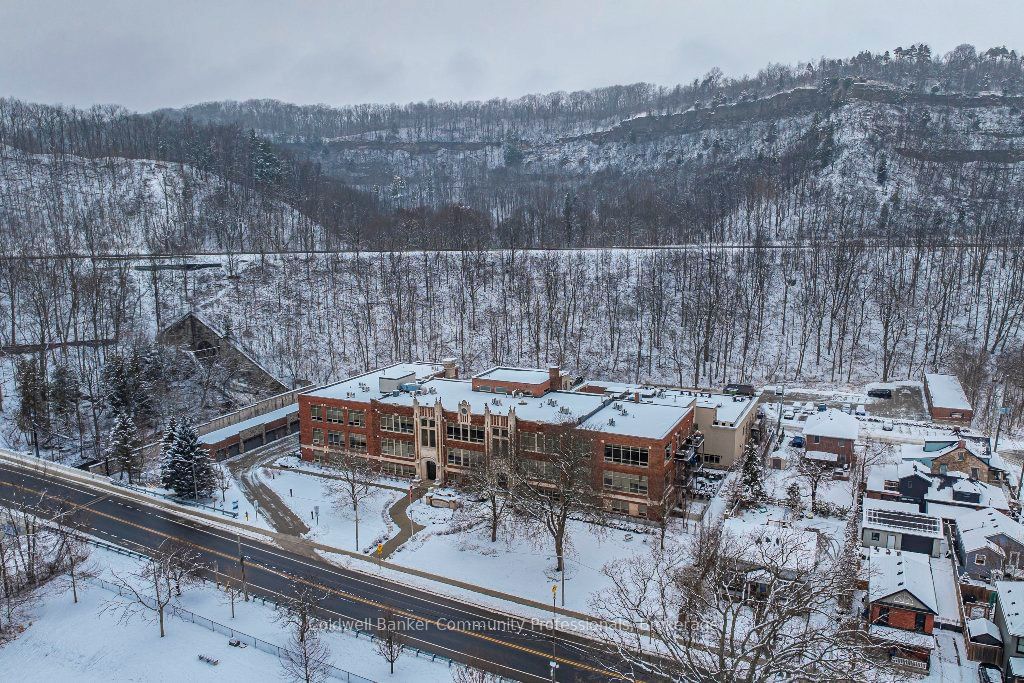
[1,0,1021,112]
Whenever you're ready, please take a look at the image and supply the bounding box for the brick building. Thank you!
[297,362,701,520]
[865,547,938,672]
[801,408,859,466]
[924,373,974,424]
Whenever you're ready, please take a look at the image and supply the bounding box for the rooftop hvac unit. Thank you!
[608,418,616,426]
[559,406,571,414]
[429,387,437,394]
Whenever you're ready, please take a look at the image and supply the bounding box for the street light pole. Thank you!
[237,534,248,602]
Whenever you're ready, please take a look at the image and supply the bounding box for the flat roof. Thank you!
[304,362,444,401]
[863,504,944,539]
[474,367,551,385]
[579,382,755,426]
[925,373,972,411]
[199,404,297,445]
[580,400,692,440]
[379,378,606,425]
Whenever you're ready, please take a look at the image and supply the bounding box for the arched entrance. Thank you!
[425,460,437,481]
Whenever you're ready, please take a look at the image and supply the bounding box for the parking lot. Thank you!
[759,381,929,423]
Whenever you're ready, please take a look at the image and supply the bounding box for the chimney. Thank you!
[442,357,458,379]
[548,365,560,388]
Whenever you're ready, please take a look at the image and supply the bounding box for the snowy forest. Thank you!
[2,43,1024,464]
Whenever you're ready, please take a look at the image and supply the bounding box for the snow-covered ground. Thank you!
[259,467,401,553]
[388,494,668,614]
[1,546,452,682]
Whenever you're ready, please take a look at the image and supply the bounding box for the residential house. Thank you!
[864,547,938,672]
[861,498,944,557]
[992,581,1024,677]
[957,508,1024,581]
[899,438,1011,487]
[802,408,859,466]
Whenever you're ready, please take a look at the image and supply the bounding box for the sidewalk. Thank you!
[225,437,311,545]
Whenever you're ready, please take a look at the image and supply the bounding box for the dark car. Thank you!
[725,383,756,397]
[789,435,805,448]
[979,663,1003,683]
[867,388,893,399]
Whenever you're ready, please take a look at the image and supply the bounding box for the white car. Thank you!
[841,403,852,414]
[803,401,815,415]
[855,404,867,417]
[783,408,795,420]
[882,420,894,431]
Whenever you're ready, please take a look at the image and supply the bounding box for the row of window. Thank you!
[608,498,648,517]
[603,471,649,495]
[604,444,649,467]
[311,429,367,452]
[379,462,416,479]
[447,423,486,444]
[309,405,365,427]
[447,447,483,468]
[381,438,415,459]
[380,414,414,434]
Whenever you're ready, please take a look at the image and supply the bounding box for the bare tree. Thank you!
[213,464,232,503]
[506,422,602,572]
[451,665,502,682]
[593,520,895,683]
[327,449,376,551]
[375,606,405,675]
[275,584,332,683]
[796,454,835,512]
[104,544,180,637]
[464,437,520,543]
[47,507,96,604]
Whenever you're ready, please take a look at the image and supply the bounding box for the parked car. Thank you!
[803,401,815,415]
[725,383,756,397]
[841,403,852,414]
[783,408,795,420]
[882,420,894,431]
[855,404,867,417]
[817,402,828,412]
[789,435,805,448]
[867,388,893,399]
[773,386,784,396]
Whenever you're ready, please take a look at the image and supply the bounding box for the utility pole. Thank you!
[237,534,248,602]
[550,584,558,664]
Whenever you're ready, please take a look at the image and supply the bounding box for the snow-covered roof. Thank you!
[579,400,692,440]
[1010,657,1024,677]
[805,449,839,463]
[866,547,938,614]
[925,373,972,411]
[868,624,936,650]
[996,582,1024,636]
[803,408,859,441]
[865,461,931,493]
[379,378,607,425]
[721,518,820,573]
[305,362,444,400]
[473,367,551,385]
[967,617,1002,644]
[928,475,1010,511]
[198,403,297,445]
[862,501,943,539]
[958,507,1024,548]
[898,440,959,464]
[578,382,755,426]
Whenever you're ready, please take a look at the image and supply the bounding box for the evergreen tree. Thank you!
[48,362,80,430]
[106,411,140,485]
[740,440,766,506]
[785,481,803,517]
[165,421,216,501]
[15,357,48,439]
[159,417,179,490]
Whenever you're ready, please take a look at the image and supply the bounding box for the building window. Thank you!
[875,606,889,626]
[478,385,491,392]
[522,458,556,482]
[312,428,324,445]
[1017,637,1024,655]
[379,462,416,478]
[310,405,323,421]
[609,499,630,514]
[326,407,344,424]
[520,432,545,453]
[380,414,414,434]
[971,467,980,479]
[813,435,821,444]
[447,448,483,468]
[604,444,649,467]
[327,431,343,447]
[870,532,881,542]
[381,438,414,459]
[883,480,900,492]
[348,410,365,427]
[1010,552,1020,568]
[420,418,436,448]
[914,612,927,632]
[703,454,721,464]
[603,471,648,495]
[447,423,485,443]
[637,504,647,518]
[349,433,367,452]
[975,554,987,566]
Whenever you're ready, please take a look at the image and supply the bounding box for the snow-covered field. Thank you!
[260,467,401,553]
[0,546,451,682]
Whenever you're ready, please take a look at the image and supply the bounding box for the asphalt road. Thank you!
[0,461,630,682]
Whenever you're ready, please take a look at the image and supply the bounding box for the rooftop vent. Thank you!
[608,418,616,426]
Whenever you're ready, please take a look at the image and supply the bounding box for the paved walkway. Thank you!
[267,463,427,558]
[225,437,311,546]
